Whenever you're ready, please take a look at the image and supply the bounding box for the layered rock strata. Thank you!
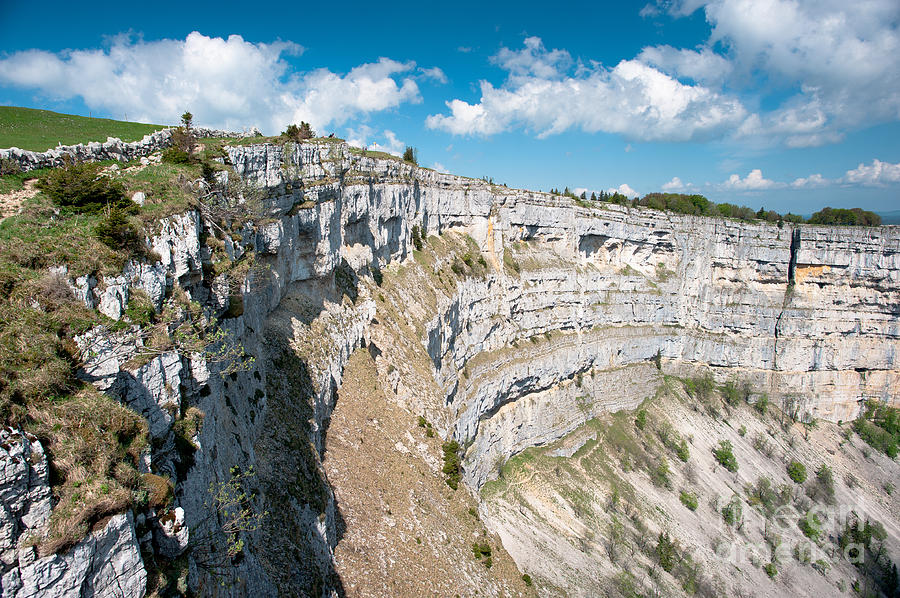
[12,139,897,595]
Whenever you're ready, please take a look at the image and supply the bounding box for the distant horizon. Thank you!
[1,0,898,217]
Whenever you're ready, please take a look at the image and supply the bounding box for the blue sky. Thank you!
[1,0,899,214]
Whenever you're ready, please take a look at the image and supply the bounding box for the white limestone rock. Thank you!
[123,352,184,441]
[0,430,50,558]
[96,276,129,320]
[154,507,189,559]
[0,513,146,598]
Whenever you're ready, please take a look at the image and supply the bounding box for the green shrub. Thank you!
[679,490,698,511]
[282,122,314,141]
[656,531,679,572]
[746,477,792,516]
[650,456,670,488]
[0,157,21,176]
[683,375,715,403]
[799,511,823,540]
[764,562,777,578]
[722,495,743,527]
[719,380,746,406]
[787,460,807,483]
[442,440,461,490]
[94,207,143,253]
[675,438,690,462]
[200,159,218,183]
[37,161,128,213]
[754,393,769,415]
[162,147,194,165]
[634,409,647,430]
[807,463,835,503]
[522,573,532,586]
[124,289,156,327]
[853,405,899,458]
[410,224,423,251]
[713,440,738,472]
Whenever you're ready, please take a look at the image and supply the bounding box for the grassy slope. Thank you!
[0,106,167,151]
[0,156,214,556]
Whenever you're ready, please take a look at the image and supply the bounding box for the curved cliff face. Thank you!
[223,142,898,447]
[44,140,897,596]
[144,140,891,594]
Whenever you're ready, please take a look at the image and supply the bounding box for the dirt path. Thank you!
[0,179,39,221]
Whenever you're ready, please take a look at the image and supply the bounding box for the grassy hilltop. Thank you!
[0,106,167,151]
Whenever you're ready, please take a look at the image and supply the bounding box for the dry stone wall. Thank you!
[0,127,260,172]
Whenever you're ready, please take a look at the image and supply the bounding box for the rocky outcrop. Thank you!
[0,431,146,598]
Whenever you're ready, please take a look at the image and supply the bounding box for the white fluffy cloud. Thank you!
[419,67,448,84]
[636,45,732,86]
[435,1,900,147]
[370,130,406,156]
[842,159,900,186]
[720,169,783,191]
[713,160,900,191]
[791,173,830,188]
[0,32,424,134]
[427,38,747,141]
[609,183,641,198]
[345,125,406,156]
[649,0,900,145]
[661,176,696,191]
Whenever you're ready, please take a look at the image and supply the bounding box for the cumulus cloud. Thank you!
[661,176,696,191]
[426,37,747,141]
[609,183,640,198]
[719,169,783,191]
[345,125,406,156]
[419,66,448,84]
[637,45,732,85]
[0,32,424,134]
[791,173,830,188]
[370,130,406,156]
[645,0,900,145]
[491,36,573,79]
[842,159,900,186]
[712,160,900,191]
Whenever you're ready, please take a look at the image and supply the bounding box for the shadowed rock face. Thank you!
[23,140,896,596]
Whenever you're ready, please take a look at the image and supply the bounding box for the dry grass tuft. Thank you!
[142,473,174,509]
[29,388,147,555]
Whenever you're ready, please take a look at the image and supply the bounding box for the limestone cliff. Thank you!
[6,139,896,596]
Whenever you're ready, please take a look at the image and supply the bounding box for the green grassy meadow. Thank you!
[0,106,167,151]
